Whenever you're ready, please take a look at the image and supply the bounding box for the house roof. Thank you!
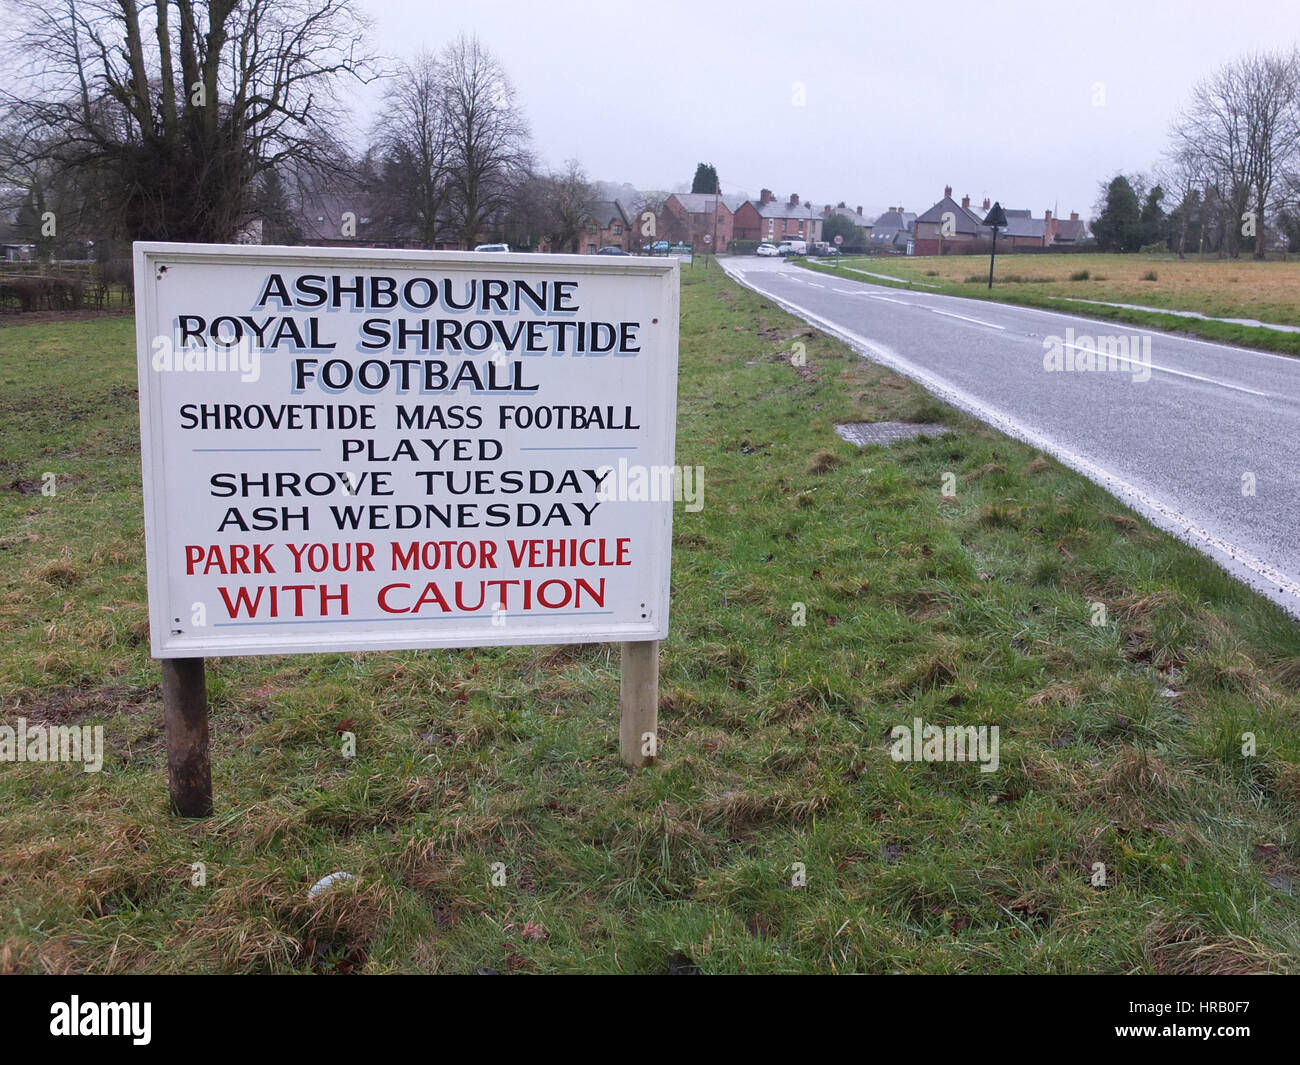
[1002,213,1046,239]
[1055,218,1090,241]
[915,196,987,233]
[828,206,872,230]
[744,198,822,220]
[870,209,916,240]
[671,192,733,215]
[587,200,629,227]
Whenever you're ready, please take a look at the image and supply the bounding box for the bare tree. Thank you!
[371,51,452,248]
[545,159,593,254]
[440,34,529,249]
[1158,142,1207,259]
[1,0,377,243]
[1172,48,1300,258]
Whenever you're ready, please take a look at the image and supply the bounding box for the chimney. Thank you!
[1045,209,1052,222]
[961,194,970,210]
[789,193,800,206]
[1070,211,1079,221]
[856,205,862,215]
[944,185,952,198]
[824,204,831,216]
[982,197,990,211]
[759,188,774,205]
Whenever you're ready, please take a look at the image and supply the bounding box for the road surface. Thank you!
[720,255,1300,618]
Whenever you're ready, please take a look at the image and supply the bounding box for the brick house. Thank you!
[912,187,991,255]
[915,186,1092,253]
[869,207,916,253]
[822,204,873,246]
[733,190,823,245]
[655,193,733,252]
[578,200,632,254]
[1053,212,1091,245]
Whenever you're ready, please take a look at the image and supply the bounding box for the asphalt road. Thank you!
[721,254,1300,618]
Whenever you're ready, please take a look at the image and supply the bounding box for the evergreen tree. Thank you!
[1139,185,1167,248]
[1092,175,1143,252]
[691,163,719,194]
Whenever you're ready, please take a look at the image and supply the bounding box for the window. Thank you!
[613,224,622,234]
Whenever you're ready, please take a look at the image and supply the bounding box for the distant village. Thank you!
[0,179,1092,263]
[249,181,1092,259]
[550,185,1092,258]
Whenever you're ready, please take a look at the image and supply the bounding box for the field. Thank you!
[2,269,1299,974]
[804,252,1300,355]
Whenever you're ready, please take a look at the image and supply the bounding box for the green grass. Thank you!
[801,252,1300,356]
[2,272,1299,973]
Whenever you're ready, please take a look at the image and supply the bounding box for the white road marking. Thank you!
[1062,342,1274,398]
[816,275,1276,398]
[721,266,1300,615]
[806,282,825,288]
[928,308,1006,330]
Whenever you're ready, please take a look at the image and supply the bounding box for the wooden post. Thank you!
[619,640,659,767]
[162,657,213,817]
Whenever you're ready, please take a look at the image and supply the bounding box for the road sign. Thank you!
[983,201,1007,288]
[833,234,844,246]
[134,243,681,659]
[703,234,712,245]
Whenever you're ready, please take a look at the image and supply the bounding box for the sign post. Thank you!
[134,245,680,812]
[161,657,212,816]
[618,640,659,766]
[984,202,1007,289]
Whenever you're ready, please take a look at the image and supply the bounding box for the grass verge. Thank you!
[1,270,1299,973]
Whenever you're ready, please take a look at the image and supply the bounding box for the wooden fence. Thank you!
[0,260,134,313]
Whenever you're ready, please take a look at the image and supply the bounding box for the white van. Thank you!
[777,239,807,256]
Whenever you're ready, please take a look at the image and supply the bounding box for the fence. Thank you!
[0,260,134,313]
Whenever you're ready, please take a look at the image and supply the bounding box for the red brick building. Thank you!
[914,185,1091,254]
[733,190,823,245]
[656,193,733,252]
[576,201,632,254]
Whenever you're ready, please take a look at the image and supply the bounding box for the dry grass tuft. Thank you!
[1145,919,1282,975]
[806,449,841,474]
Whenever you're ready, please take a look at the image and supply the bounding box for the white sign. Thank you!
[134,243,680,658]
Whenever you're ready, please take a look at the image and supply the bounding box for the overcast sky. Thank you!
[356,0,1299,220]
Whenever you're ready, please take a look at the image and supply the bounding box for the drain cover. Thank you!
[834,421,950,446]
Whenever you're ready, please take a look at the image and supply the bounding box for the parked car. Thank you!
[473,243,510,252]
[756,243,779,257]
[777,239,807,256]
[596,246,630,255]
[811,241,839,256]
[640,240,670,255]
